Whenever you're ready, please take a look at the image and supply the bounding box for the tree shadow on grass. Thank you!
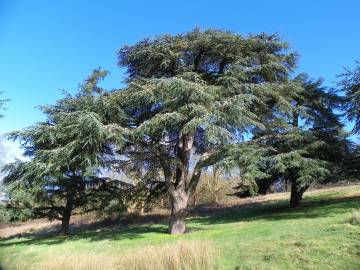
[0,220,207,248]
[0,224,169,247]
[189,194,360,226]
[1,193,358,247]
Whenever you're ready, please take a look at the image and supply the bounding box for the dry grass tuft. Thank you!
[11,240,217,270]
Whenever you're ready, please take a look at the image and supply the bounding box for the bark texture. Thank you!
[159,133,215,234]
[169,190,189,234]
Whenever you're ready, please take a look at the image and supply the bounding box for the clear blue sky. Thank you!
[0,0,359,134]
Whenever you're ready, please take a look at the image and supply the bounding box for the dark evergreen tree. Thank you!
[3,70,123,235]
[338,60,360,181]
[235,74,351,207]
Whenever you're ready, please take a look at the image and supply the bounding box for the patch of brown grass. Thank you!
[8,240,217,270]
[0,218,58,238]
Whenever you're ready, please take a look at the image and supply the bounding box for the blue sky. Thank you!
[0,0,359,137]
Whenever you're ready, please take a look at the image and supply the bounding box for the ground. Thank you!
[1,185,360,270]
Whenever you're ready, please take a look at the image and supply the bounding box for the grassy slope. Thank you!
[1,186,360,270]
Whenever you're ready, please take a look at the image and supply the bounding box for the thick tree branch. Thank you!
[175,134,194,190]
[156,147,175,192]
[186,149,223,196]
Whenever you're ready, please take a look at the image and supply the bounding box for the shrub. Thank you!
[190,172,237,205]
[0,203,33,223]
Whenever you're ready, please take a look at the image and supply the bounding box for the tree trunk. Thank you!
[139,201,145,216]
[169,190,189,234]
[290,180,306,207]
[60,209,71,235]
[59,192,73,235]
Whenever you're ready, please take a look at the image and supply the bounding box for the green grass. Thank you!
[1,186,360,270]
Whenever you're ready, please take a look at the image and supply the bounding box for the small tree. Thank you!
[114,29,297,233]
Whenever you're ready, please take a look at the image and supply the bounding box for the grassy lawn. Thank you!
[1,186,360,270]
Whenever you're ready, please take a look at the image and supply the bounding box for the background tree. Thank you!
[114,29,298,233]
[233,74,351,207]
[339,60,360,135]
[338,60,360,182]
